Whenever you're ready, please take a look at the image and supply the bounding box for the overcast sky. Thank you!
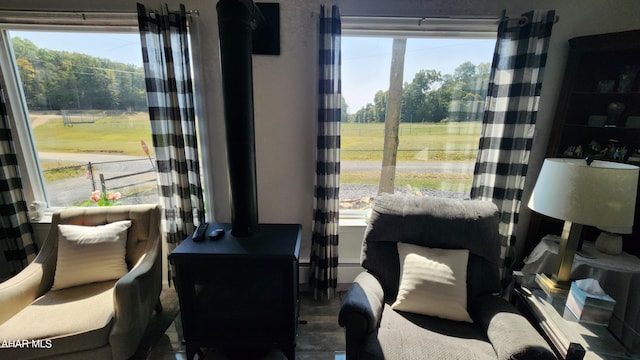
[10,30,497,114]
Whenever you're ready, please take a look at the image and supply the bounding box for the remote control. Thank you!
[209,228,225,240]
[192,222,208,242]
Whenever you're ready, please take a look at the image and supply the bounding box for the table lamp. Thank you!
[527,158,639,295]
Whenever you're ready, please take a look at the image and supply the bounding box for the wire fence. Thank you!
[42,157,157,206]
[60,109,132,127]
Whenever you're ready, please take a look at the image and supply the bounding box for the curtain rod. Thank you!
[147,9,200,17]
[0,7,199,27]
[342,16,500,39]
[499,11,559,27]
[0,9,139,26]
[503,15,560,27]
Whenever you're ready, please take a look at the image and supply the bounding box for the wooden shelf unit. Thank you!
[527,29,640,259]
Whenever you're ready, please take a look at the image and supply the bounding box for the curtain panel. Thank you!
[137,3,204,250]
[471,10,556,287]
[0,83,37,279]
[310,4,341,300]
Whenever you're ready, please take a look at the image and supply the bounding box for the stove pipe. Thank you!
[217,0,262,236]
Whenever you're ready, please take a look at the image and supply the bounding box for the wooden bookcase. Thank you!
[526,29,640,259]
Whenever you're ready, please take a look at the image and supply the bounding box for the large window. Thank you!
[340,17,497,214]
[0,26,158,208]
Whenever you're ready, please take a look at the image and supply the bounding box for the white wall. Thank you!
[4,0,640,284]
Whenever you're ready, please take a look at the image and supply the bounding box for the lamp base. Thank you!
[535,273,570,296]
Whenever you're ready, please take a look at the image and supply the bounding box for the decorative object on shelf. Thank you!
[574,145,583,158]
[527,158,639,295]
[563,145,577,157]
[597,79,615,93]
[582,138,630,162]
[595,229,629,255]
[628,149,640,163]
[617,65,639,93]
[587,140,602,157]
[606,102,625,127]
[28,200,46,221]
[604,138,620,158]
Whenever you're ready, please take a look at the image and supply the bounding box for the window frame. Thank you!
[338,16,498,224]
[0,11,140,210]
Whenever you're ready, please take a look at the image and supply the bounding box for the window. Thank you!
[340,17,497,215]
[0,22,158,208]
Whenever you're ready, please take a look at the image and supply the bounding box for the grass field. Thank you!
[40,161,86,182]
[30,113,480,192]
[340,171,472,191]
[32,114,481,162]
[31,112,153,156]
[341,122,481,161]
[341,122,480,192]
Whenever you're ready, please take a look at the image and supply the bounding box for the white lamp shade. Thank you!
[598,225,633,235]
[528,158,639,229]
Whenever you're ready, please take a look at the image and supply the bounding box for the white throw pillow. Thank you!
[391,242,472,322]
[52,220,131,290]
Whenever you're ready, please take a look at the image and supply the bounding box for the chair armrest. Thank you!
[109,238,162,360]
[0,229,58,325]
[470,295,557,360]
[339,271,385,331]
[0,262,45,324]
[338,270,385,358]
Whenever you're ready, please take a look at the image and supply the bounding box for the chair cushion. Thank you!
[361,194,502,303]
[0,281,115,359]
[361,304,496,360]
[391,243,472,322]
[52,220,131,290]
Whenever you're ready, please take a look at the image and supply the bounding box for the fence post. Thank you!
[100,174,106,193]
[87,162,96,191]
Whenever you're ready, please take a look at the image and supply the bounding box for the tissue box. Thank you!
[565,280,616,325]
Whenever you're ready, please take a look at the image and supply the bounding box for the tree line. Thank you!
[12,37,147,112]
[345,61,490,124]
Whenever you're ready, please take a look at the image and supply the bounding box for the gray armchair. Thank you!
[338,194,555,360]
[0,204,162,359]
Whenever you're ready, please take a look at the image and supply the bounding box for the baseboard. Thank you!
[298,262,363,290]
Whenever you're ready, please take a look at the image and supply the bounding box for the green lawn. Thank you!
[40,161,86,182]
[31,112,153,156]
[341,122,481,161]
[30,113,479,192]
[341,171,472,191]
[341,122,480,192]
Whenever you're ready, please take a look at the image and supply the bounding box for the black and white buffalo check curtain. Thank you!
[0,83,38,278]
[471,10,555,287]
[310,5,341,300]
[138,4,204,250]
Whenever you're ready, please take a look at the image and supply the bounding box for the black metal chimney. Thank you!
[216,0,263,237]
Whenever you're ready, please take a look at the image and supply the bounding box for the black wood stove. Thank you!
[169,1,298,359]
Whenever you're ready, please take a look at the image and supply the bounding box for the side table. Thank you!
[522,235,640,349]
[513,284,638,360]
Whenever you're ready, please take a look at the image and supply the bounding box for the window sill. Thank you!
[339,218,367,227]
[339,208,371,228]
[29,207,66,224]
